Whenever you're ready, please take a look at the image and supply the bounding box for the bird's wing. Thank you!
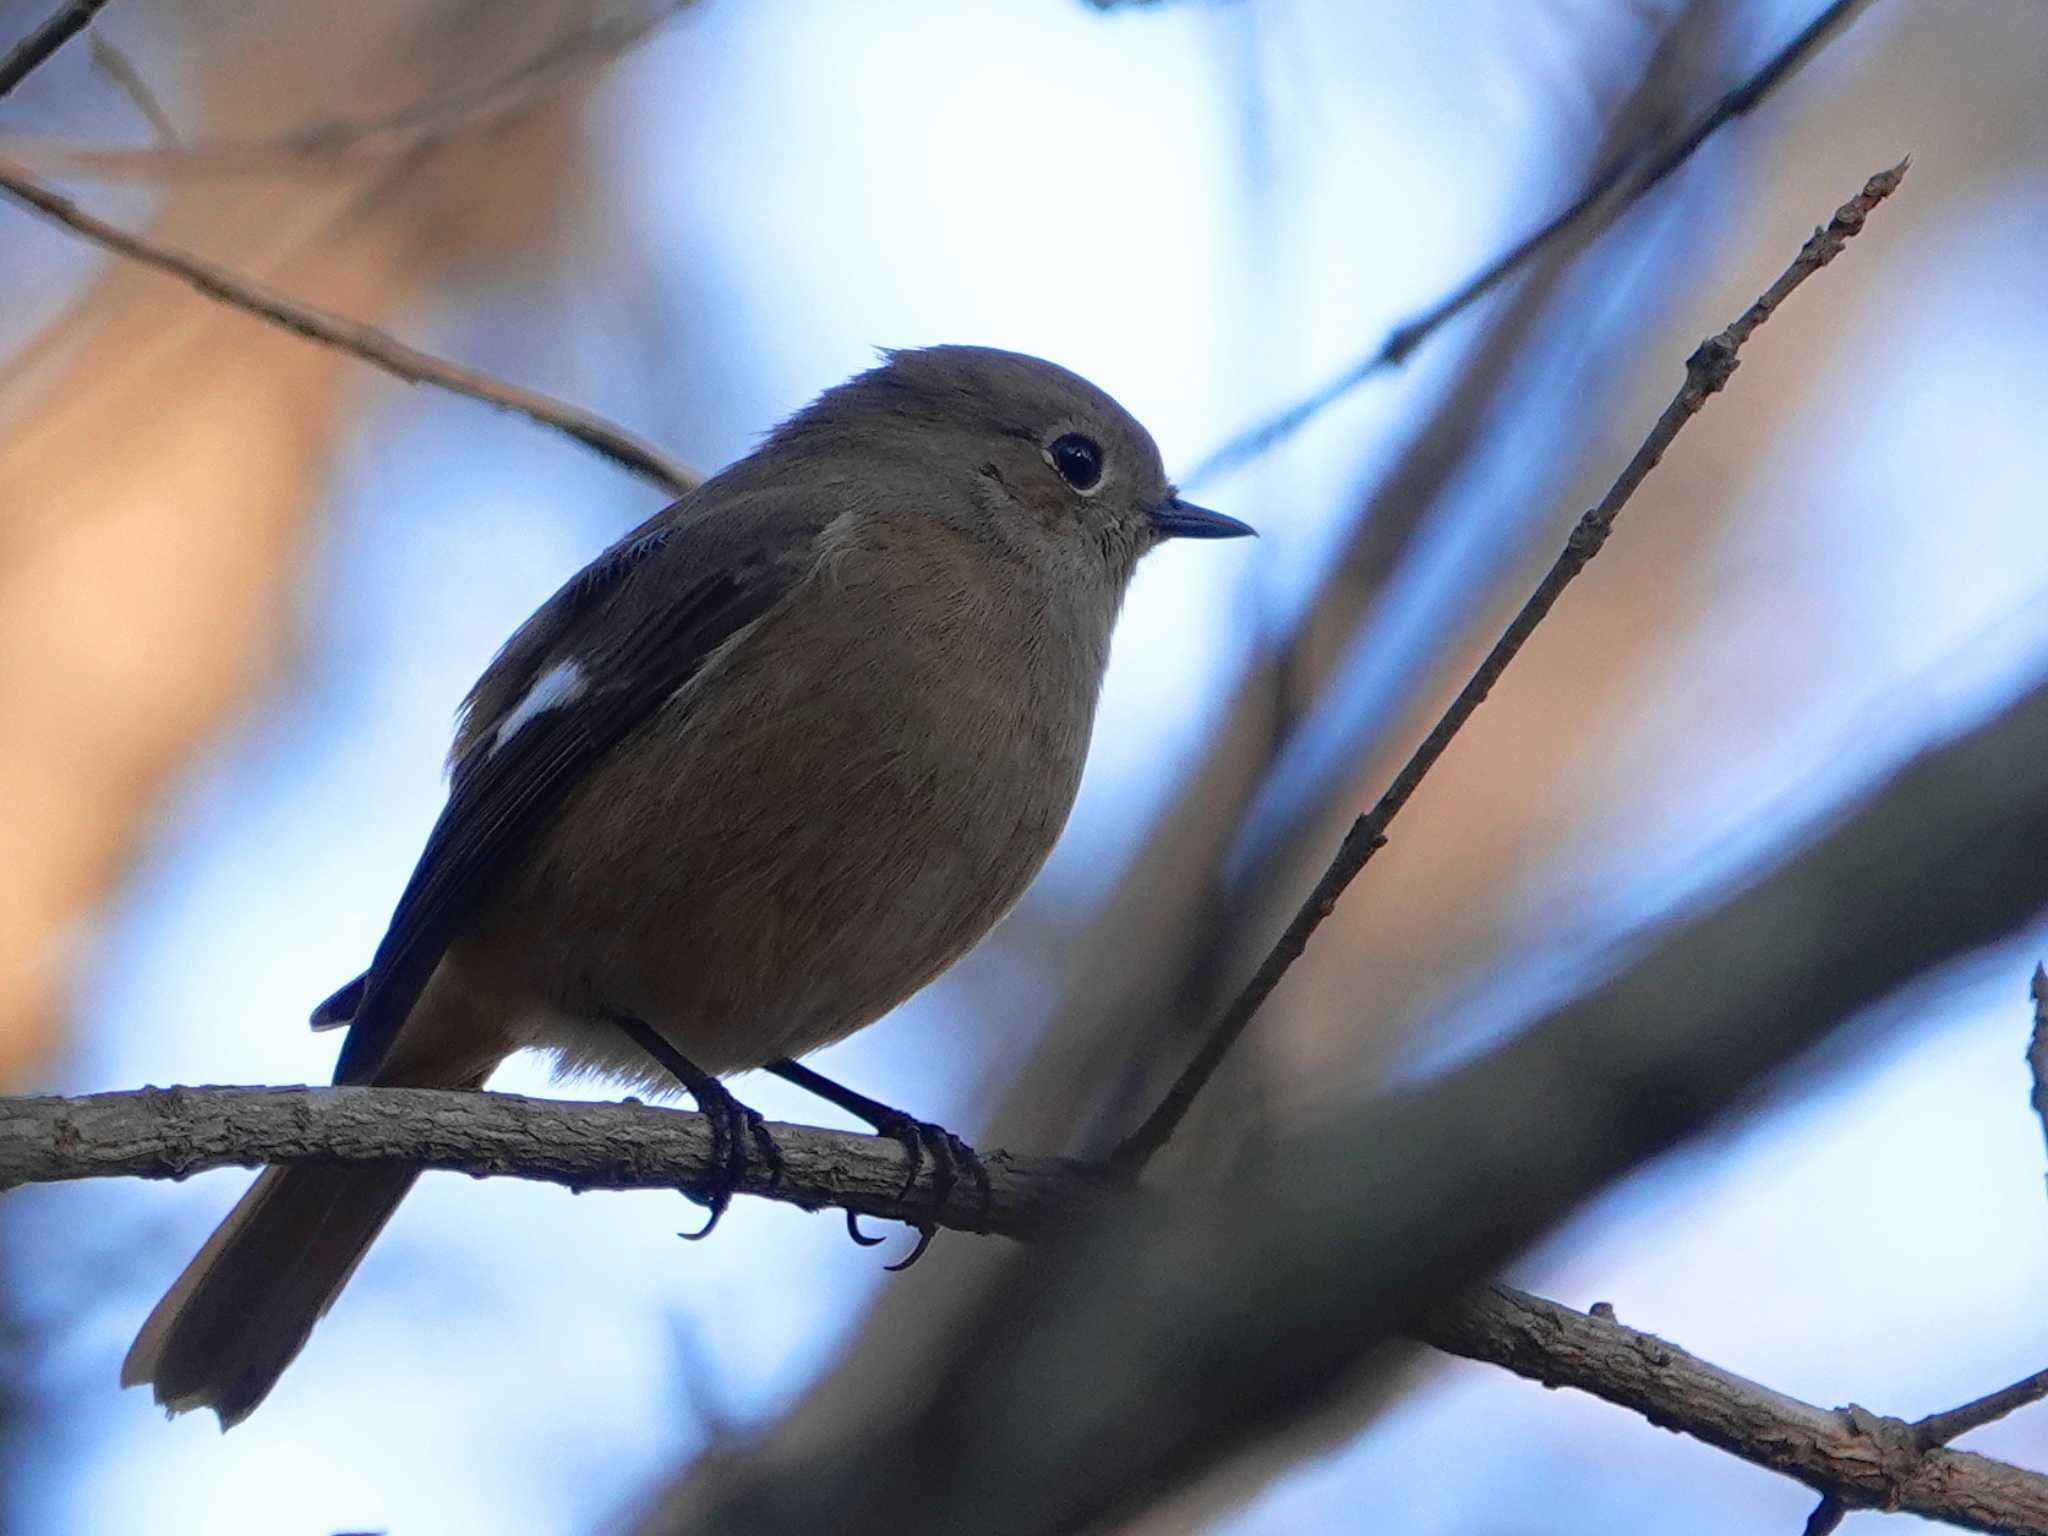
[328,494,829,1085]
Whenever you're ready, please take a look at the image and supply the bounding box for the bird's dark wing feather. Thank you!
[328,504,815,1085]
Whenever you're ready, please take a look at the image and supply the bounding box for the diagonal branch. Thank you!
[1111,160,1911,1174]
[3,0,698,179]
[1082,2,1730,1165]
[1189,0,1884,483]
[1800,1370,2048,1536]
[1913,1369,2048,1453]
[0,157,701,494]
[641,602,2048,1535]
[84,31,178,147]
[1806,971,2048,1532]
[1426,1287,2048,1534]
[0,0,110,100]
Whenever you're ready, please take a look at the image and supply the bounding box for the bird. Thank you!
[122,344,1254,1427]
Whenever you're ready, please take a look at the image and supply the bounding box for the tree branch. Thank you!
[84,30,178,147]
[0,1085,1104,1240]
[0,0,110,100]
[3,0,698,179]
[1111,160,1911,1174]
[1424,1287,2048,1534]
[1800,1371,2048,1536]
[642,645,2048,1533]
[0,157,701,494]
[1806,970,2048,1532]
[6,1082,2048,1532]
[1913,1369,2048,1454]
[1187,0,1884,483]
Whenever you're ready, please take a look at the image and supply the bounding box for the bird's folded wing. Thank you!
[330,494,830,1084]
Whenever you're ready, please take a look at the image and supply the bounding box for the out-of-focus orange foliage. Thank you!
[0,0,623,1087]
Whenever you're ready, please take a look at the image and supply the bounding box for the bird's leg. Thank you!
[765,1058,989,1270]
[612,1016,781,1238]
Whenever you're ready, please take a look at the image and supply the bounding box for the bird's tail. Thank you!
[126,959,512,1427]
[121,1161,420,1427]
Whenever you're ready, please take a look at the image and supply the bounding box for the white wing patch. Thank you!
[492,659,587,755]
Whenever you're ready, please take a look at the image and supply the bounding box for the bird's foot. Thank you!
[844,1113,990,1271]
[677,1076,783,1241]
[758,1059,985,1268]
[609,1014,782,1241]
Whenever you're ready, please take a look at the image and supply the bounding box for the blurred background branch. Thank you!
[7,1064,2048,1534]
[1186,0,1881,482]
[82,32,177,148]
[0,156,701,491]
[0,0,106,100]
[0,0,692,1090]
[1115,159,1903,1174]
[2027,964,2048,1180]
[5,1,2046,1532]
[670,10,1921,1528]
[643,618,2048,1536]
[1,0,695,177]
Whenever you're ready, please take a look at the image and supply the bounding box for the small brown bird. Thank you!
[122,345,1252,1426]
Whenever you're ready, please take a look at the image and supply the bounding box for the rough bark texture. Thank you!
[0,1084,1108,1239]
[1422,1288,2048,1534]
[634,663,2048,1536]
[7,1081,2048,1536]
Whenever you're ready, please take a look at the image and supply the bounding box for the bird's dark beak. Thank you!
[1150,494,1256,540]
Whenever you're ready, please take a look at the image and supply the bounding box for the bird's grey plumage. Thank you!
[124,345,1249,1426]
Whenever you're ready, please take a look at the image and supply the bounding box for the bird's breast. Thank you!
[497,527,1110,1073]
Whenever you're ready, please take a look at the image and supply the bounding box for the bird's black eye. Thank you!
[1047,432,1104,492]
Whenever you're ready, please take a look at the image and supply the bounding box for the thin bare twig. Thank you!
[647,655,2048,1535]
[85,31,178,147]
[1915,1368,2048,1450]
[0,0,110,100]
[1188,0,1883,484]
[0,157,701,494]
[4,0,695,179]
[1112,161,1911,1174]
[1087,10,1726,1160]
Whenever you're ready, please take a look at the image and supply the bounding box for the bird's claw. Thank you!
[861,1114,990,1271]
[676,1079,782,1241]
[844,1210,889,1247]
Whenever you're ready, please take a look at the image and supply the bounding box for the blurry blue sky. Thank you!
[11,0,2048,1532]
